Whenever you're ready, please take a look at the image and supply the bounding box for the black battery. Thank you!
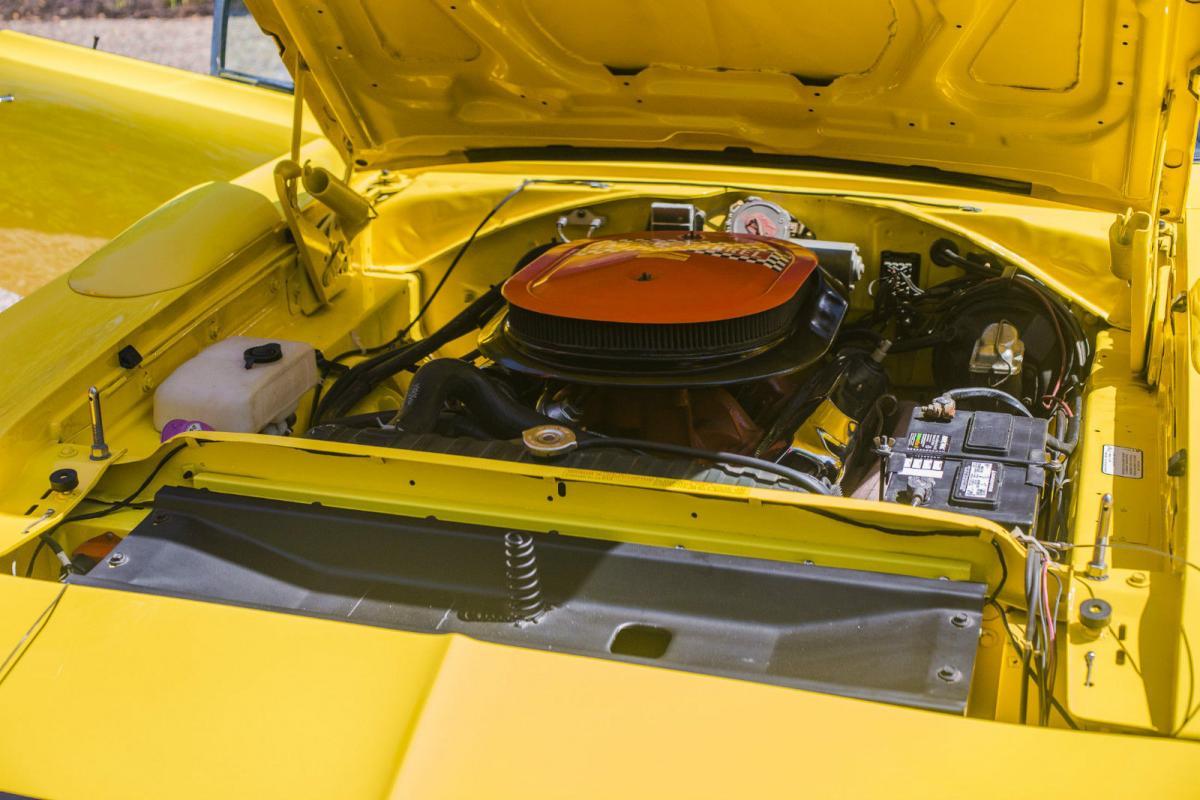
[883,407,1049,531]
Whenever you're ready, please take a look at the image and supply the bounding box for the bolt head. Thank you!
[936,665,962,683]
[107,552,128,568]
[1126,572,1149,588]
[950,612,972,628]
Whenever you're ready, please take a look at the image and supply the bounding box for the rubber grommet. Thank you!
[49,467,79,494]
[1079,597,1113,631]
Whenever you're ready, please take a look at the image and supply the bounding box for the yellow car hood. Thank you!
[1,576,1198,799]
[245,0,1200,216]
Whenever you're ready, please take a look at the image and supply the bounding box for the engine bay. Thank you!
[155,191,1090,541]
[21,174,1127,722]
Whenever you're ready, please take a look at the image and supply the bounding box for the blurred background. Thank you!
[2,1,216,72]
[1,1,288,78]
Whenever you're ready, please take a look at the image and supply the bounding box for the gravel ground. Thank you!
[1,17,213,71]
[1,1,212,17]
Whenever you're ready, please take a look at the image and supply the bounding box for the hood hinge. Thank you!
[275,54,374,312]
[274,159,374,313]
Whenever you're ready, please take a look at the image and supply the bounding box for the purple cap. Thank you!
[161,418,214,442]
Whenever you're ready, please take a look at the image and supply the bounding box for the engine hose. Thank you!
[573,437,833,495]
[941,387,1032,418]
[319,243,560,423]
[1045,393,1083,454]
[887,329,954,353]
[318,286,504,421]
[392,359,561,438]
[936,246,1003,279]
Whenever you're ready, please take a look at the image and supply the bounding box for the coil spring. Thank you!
[505,531,545,621]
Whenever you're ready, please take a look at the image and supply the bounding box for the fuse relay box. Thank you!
[883,407,1049,531]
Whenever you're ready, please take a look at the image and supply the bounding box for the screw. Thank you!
[107,552,129,568]
[936,665,962,683]
[950,612,972,628]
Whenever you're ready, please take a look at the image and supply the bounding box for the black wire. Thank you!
[987,538,1009,603]
[400,179,535,342]
[791,505,981,538]
[77,497,150,508]
[928,249,1091,383]
[25,443,191,577]
[574,438,985,536]
[314,180,516,367]
[316,288,505,422]
[329,338,399,366]
[307,380,324,429]
[573,437,832,495]
[62,443,190,524]
[936,247,1003,279]
[24,535,49,578]
[989,599,1080,730]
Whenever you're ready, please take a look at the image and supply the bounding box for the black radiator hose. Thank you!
[393,358,559,438]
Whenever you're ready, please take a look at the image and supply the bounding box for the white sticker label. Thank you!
[1102,445,1143,479]
[960,461,997,500]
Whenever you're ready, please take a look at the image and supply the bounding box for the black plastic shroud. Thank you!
[73,486,985,713]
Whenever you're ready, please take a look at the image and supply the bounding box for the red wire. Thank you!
[987,275,1070,411]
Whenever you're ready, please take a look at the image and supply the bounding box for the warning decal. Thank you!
[1101,445,1143,479]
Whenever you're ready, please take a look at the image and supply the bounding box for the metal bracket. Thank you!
[1108,208,1154,282]
[274,160,347,310]
[1157,220,1178,259]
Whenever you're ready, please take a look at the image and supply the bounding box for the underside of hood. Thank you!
[245,0,1200,215]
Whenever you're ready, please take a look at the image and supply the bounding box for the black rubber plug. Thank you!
[1079,597,1113,631]
[49,467,79,494]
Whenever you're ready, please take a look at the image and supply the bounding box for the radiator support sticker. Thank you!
[1101,445,1143,479]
